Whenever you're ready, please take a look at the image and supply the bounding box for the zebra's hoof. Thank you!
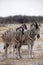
[16,56,20,60]
[20,56,22,58]
[9,51,12,54]
[2,54,7,58]
[31,57,33,59]
[29,55,32,59]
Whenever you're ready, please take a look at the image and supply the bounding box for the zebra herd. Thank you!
[2,22,40,59]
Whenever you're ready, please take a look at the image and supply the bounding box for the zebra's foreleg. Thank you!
[16,43,22,59]
[18,45,22,58]
[28,42,34,59]
[30,42,34,58]
[28,43,32,58]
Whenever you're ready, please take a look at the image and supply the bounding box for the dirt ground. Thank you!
[0,49,43,65]
[0,42,43,65]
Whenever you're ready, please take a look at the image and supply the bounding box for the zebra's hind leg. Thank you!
[4,47,8,57]
[13,44,16,56]
[3,43,9,57]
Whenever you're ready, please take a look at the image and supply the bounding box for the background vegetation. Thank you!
[0,15,43,24]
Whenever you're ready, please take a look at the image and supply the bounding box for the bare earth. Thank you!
[0,48,43,65]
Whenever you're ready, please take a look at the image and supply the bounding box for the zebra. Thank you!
[13,22,40,59]
[2,24,27,57]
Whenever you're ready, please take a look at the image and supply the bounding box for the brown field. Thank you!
[0,23,43,65]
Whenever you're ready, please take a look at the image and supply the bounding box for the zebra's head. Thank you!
[30,22,40,39]
[22,24,27,30]
[35,22,40,39]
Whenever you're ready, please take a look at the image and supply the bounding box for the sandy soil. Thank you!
[0,49,43,65]
[0,42,43,65]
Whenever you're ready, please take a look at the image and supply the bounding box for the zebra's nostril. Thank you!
[37,34,40,39]
[15,44,17,48]
[3,46,6,49]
